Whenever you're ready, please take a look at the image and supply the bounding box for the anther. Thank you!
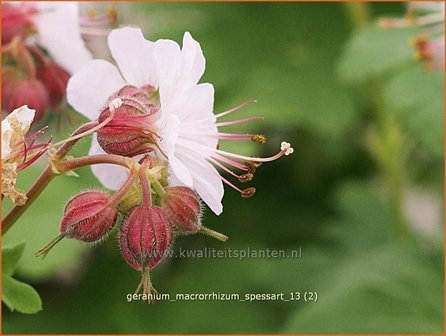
[238,173,254,183]
[241,187,256,198]
[252,134,267,144]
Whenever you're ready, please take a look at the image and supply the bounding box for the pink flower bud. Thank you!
[36,61,70,108]
[162,186,202,235]
[1,4,37,45]
[61,191,118,242]
[2,77,49,121]
[97,85,160,157]
[119,205,172,271]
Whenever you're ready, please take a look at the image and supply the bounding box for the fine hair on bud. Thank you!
[119,205,172,271]
[61,190,118,242]
[161,186,203,235]
[96,85,160,157]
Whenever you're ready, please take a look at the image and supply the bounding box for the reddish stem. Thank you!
[2,121,99,235]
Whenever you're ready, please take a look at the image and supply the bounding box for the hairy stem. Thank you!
[57,154,130,172]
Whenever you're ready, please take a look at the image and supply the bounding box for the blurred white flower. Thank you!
[3,2,93,74]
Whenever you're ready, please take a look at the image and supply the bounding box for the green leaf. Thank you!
[337,24,418,83]
[385,65,444,156]
[284,243,444,333]
[2,275,42,314]
[2,242,26,276]
[327,181,393,250]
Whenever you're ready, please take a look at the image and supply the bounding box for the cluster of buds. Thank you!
[379,2,445,70]
[34,27,293,302]
[1,2,118,123]
[37,156,226,301]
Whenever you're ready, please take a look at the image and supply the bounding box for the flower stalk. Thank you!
[2,120,131,235]
[344,2,410,239]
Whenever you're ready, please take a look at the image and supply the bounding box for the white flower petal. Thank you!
[108,27,158,88]
[177,83,215,121]
[177,152,223,215]
[34,2,92,74]
[1,106,35,160]
[67,59,126,120]
[173,84,217,149]
[169,155,194,188]
[181,32,205,85]
[89,134,129,191]
[8,105,35,130]
[154,38,182,111]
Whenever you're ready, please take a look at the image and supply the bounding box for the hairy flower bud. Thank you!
[61,191,118,242]
[36,61,70,108]
[119,205,172,271]
[97,85,160,157]
[3,78,49,121]
[1,4,37,45]
[161,186,202,235]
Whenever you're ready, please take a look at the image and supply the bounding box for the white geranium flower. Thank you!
[67,27,293,215]
[67,27,224,214]
[4,1,92,74]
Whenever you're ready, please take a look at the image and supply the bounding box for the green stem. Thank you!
[344,2,409,239]
[107,171,137,206]
[200,226,228,242]
[150,177,166,197]
[344,2,370,28]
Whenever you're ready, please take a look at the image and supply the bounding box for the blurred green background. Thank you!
[2,2,444,334]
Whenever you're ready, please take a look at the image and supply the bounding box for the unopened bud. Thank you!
[2,78,49,121]
[36,61,70,108]
[119,205,172,271]
[61,191,118,242]
[97,85,160,157]
[1,4,37,45]
[161,186,202,235]
[35,191,118,258]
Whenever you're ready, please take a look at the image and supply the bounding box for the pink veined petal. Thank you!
[67,59,126,120]
[108,27,158,88]
[33,2,92,74]
[154,38,182,112]
[89,134,129,191]
[181,32,206,85]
